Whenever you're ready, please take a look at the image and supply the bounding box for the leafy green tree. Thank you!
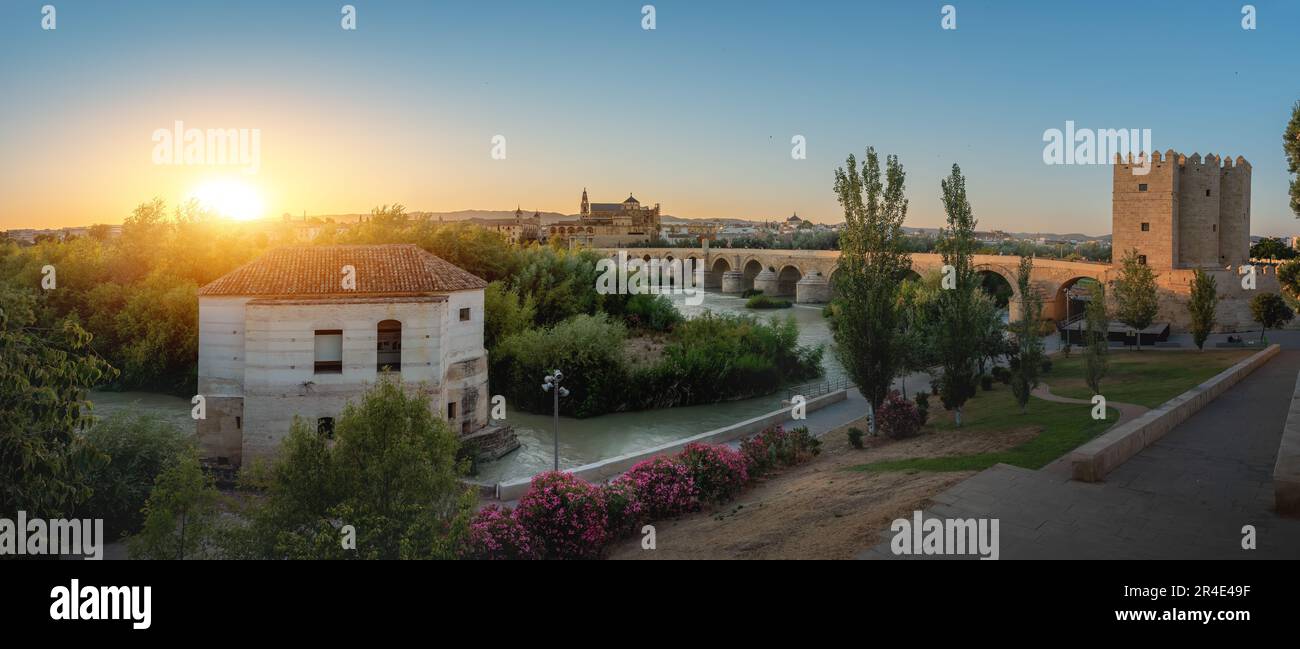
[1286,99,1300,218]
[1250,292,1294,344]
[1188,269,1218,351]
[1084,282,1109,394]
[1111,249,1160,351]
[932,164,982,427]
[483,281,537,350]
[80,412,191,538]
[829,148,912,433]
[1010,256,1044,413]
[1249,237,1296,261]
[128,451,221,560]
[223,377,475,559]
[0,288,118,518]
[1279,259,1300,297]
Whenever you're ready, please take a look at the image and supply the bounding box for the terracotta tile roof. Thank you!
[198,244,487,297]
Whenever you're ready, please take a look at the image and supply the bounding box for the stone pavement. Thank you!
[859,350,1300,559]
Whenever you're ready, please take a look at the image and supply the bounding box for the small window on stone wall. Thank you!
[1140,222,1149,232]
[459,307,471,322]
[1138,184,1148,192]
[1137,255,1147,266]
[1212,224,1217,232]
[314,330,343,374]
[447,402,457,420]
[317,417,335,439]
[1206,189,1212,197]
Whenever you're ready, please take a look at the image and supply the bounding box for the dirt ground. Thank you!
[607,416,1040,560]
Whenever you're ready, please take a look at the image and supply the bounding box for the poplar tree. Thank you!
[830,148,911,433]
[933,164,981,427]
[1188,269,1217,350]
[1010,256,1044,413]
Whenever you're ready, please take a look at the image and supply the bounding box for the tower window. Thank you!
[447,402,457,420]
[314,330,343,374]
[1138,183,1148,192]
[1212,224,1217,232]
[1137,255,1147,266]
[317,417,335,439]
[1140,222,1149,232]
[1206,189,1212,197]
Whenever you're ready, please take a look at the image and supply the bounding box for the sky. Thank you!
[1,0,1298,236]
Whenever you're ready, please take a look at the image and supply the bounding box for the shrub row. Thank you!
[460,426,819,559]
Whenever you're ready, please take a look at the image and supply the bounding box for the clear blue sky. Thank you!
[2,0,1298,236]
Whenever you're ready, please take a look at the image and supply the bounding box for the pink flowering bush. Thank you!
[740,424,821,476]
[617,456,699,519]
[514,471,609,559]
[460,504,540,560]
[599,479,645,539]
[878,390,923,440]
[679,442,749,503]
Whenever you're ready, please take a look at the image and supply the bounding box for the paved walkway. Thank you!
[1032,382,1148,425]
[859,350,1300,559]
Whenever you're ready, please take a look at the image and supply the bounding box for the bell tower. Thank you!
[580,188,589,216]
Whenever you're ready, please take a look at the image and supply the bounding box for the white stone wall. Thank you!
[197,296,252,396]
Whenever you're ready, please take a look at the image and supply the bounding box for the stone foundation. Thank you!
[721,270,746,293]
[795,273,831,303]
[752,268,781,296]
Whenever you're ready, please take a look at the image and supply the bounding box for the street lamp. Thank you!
[541,369,570,472]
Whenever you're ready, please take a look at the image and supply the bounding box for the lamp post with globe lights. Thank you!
[541,369,569,472]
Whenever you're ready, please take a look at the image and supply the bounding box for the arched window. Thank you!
[377,320,401,372]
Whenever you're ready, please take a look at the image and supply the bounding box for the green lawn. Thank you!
[1046,349,1252,408]
[849,386,1116,473]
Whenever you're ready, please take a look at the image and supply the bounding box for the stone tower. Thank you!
[580,188,589,216]
[1112,149,1251,270]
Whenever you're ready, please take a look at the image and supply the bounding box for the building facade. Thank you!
[545,189,662,246]
[474,207,541,245]
[1111,150,1251,270]
[195,244,490,467]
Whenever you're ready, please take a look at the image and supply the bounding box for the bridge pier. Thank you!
[752,268,781,296]
[721,270,746,294]
[795,272,831,303]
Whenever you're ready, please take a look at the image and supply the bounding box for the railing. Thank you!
[787,374,853,400]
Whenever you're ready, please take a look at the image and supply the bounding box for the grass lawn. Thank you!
[1046,349,1253,408]
[849,385,1116,473]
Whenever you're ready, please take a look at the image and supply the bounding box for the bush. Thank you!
[913,392,930,425]
[617,456,699,520]
[741,424,821,476]
[980,375,994,391]
[514,471,610,559]
[461,505,540,560]
[1040,358,1053,373]
[741,288,764,298]
[678,443,749,504]
[878,390,923,440]
[600,480,645,539]
[79,411,191,538]
[745,295,792,309]
[847,427,865,449]
[991,365,1011,384]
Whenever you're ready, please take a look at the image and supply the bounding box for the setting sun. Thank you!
[187,179,266,222]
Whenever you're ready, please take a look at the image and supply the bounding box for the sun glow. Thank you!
[187,179,266,222]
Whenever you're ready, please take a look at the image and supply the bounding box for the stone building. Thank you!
[546,189,662,246]
[1112,150,1251,270]
[195,244,490,467]
[473,207,540,245]
[1111,150,1276,331]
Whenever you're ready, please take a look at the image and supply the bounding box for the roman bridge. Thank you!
[598,247,1115,323]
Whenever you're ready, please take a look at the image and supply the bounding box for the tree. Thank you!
[0,288,118,519]
[829,148,912,433]
[80,412,191,538]
[483,281,537,350]
[1250,292,1294,344]
[1111,249,1159,351]
[1249,237,1296,261]
[128,452,221,560]
[223,377,475,559]
[1279,259,1300,297]
[932,164,982,426]
[1083,282,1109,395]
[1009,256,1044,413]
[1188,269,1218,350]
[1286,99,1300,218]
